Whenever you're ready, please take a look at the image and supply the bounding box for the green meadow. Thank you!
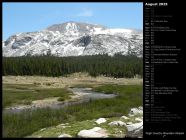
[3,83,142,137]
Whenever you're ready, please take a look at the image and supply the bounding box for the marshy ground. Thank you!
[2,73,143,138]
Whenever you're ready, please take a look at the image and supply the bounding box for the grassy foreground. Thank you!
[3,84,142,138]
[29,116,141,138]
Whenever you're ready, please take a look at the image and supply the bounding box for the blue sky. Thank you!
[3,2,143,40]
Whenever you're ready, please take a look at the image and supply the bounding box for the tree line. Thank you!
[2,54,143,78]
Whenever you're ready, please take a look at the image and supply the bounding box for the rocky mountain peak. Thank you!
[46,21,107,34]
[3,21,143,57]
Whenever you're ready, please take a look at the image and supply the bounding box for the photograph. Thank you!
[2,2,143,138]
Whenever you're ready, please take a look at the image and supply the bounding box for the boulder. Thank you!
[121,115,129,120]
[126,125,143,138]
[138,106,143,110]
[135,118,143,122]
[91,127,102,131]
[108,121,126,126]
[126,122,133,125]
[95,118,107,124]
[126,121,143,132]
[58,134,72,138]
[128,114,135,117]
[77,127,108,138]
[134,125,143,137]
[39,128,46,131]
[34,136,42,138]
[128,106,143,116]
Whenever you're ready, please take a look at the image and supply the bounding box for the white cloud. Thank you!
[77,9,93,17]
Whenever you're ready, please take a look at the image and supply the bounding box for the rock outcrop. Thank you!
[126,106,143,138]
[58,134,72,138]
[121,115,129,120]
[3,21,143,57]
[95,118,107,124]
[128,106,143,117]
[126,123,143,138]
[77,127,108,138]
[108,121,126,126]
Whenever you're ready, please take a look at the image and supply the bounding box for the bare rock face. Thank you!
[77,127,108,138]
[3,21,143,57]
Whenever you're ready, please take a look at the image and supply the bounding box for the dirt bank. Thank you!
[3,73,143,89]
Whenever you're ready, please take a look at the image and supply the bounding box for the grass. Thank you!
[28,119,96,137]
[2,84,72,108]
[29,117,128,138]
[3,84,142,138]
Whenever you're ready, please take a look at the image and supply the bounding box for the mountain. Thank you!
[2,21,143,57]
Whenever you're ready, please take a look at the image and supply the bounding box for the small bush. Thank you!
[45,83,52,86]
[57,97,65,102]
[33,82,41,86]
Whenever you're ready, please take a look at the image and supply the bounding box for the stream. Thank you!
[3,87,117,114]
